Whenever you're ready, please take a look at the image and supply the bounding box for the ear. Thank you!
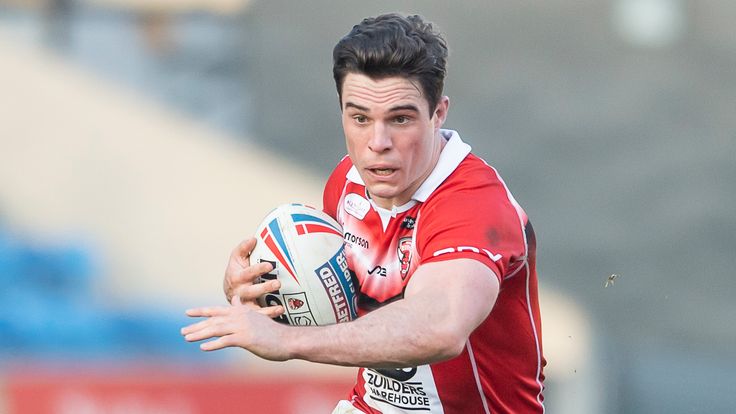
[432,96,450,131]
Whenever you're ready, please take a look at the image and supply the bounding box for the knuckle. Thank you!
[232,269,251,285]
[243,268,263,283]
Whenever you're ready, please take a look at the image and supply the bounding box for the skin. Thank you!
[181,74,500,368]
[341,73,448,209]
[220,237,284,316]
[183,258,498,368]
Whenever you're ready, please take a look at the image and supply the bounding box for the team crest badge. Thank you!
[398,237,413,280]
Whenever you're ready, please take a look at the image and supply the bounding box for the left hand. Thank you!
[181,297,292,361]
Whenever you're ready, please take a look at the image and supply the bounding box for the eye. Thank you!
[353,115,368,124]
[393,115,410,125]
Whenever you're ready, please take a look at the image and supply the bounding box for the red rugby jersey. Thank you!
[323,130,545,414]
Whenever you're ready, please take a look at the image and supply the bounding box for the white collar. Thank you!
[345,129,471,205]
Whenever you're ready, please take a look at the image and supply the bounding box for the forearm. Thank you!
[183,259,498,367]
[281,260,498,368]
[284,293,467,368]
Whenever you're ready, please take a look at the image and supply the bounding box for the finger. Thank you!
[181,317,218,336]
[183,322,231,343]
[200,335,233,352]
[186,305,229,318]
[231,295,242,306]
[256,305,285,318]
[232,261,275,285]
[229,238,257,268]
[235,279,281,303]
[225,262,274,303]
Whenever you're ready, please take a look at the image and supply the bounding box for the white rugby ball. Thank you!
[250,203,358,326]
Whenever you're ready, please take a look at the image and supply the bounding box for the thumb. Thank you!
[231,295,243,306]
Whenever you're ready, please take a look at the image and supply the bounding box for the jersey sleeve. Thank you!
[322,155,353,220]
[416,170,528,284]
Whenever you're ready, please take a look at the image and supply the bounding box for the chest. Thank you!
[337,194,422,304]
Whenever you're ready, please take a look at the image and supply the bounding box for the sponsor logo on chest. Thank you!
[361,366,444,413]
[401,216,416,229]
[344,193,370,220]
[367,265,387,277]
[344,231,369,249]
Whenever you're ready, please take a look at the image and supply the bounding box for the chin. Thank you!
[366,184,402,204]
[366,185,393,198]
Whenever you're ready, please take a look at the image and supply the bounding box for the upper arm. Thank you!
[416,163,529,285]
[403,258,500,355]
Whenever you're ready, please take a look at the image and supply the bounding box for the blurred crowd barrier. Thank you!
[4,367,352,414]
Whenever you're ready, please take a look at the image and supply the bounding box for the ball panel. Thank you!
[250,203,358,326]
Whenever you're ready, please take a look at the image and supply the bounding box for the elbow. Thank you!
[421,327,468,363]
[440,333,468,360]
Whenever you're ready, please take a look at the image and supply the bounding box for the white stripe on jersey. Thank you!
[467,340,492,414]
[485,162,546,413]
[525,261,546,412]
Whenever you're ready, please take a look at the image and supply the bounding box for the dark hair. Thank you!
[332,13,448,114]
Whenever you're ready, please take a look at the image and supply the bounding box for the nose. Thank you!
[368,122,392,153]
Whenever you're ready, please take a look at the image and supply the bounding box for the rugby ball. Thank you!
[250,203,358,326]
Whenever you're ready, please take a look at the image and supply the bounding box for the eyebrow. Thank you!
[344,102,369,112]
[343,102,420,113]
[388,104,420,113]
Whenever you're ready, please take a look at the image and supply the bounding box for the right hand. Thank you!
[223,238,284,318]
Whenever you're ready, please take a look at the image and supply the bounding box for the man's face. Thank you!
[340,73,449,209]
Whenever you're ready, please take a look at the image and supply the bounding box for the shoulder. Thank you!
[426,154,517,212]
[416,155,529,280]
[325,155,353,189]
[322,155,354,219]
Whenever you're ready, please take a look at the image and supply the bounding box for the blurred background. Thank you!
[0,0,734,413]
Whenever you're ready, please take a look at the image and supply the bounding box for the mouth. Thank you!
[368,168,396,177]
